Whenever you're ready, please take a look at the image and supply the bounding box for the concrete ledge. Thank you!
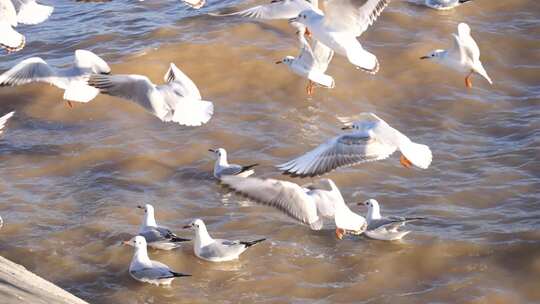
[0,256,89,304]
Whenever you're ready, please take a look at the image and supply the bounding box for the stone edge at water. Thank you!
[0,255,90,304]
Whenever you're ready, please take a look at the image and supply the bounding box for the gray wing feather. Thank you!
[324,0,390,36]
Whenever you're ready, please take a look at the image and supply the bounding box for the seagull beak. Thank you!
[275,61,282,64]
[420,56,430,60]
[341,125,353,130]
[136,205,144,209]
[288,17,298,24]
[183,225,191,229]
[208,149,216,153]
[121,240,130,246]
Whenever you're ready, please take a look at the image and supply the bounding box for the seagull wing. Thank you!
[74,50,111,74]
[312,39,334,72]
[211,0,312,19]
[277,131,396,178]
[0,57,60,87]
[0,21,24,52]
[0,111,14,135]
[0,0,18,26]
[457,23,480,62]
[323,0,390,37]
[163,63,201,99]
[16,0,53,25]
[221,175,323,230]
[295,30,316,69]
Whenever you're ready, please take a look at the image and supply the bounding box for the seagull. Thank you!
[421,22,492,88]
[88,63,214,127]
[181,0,205,9]
[424,0,472,10]
[289,0,391,73]
[0,111,15,136]
[131,204,190,250]
[221,175,367,239]
[276,27,334,95]
[277,112,432,178]
[183,219,266,262]
[122,236,191,286]
[208,148,258,179]
[0,50,110,107]
[359,199,424,241]
[0,0,53,52]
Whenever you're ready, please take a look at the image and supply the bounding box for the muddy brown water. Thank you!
[0,0,539,303]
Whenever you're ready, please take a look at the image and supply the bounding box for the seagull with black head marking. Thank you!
[130,204,190,250]
[277,112,432,177]
[421,22,492,88]
[359,199,424,241]
[88,63,214,126]
[209,148,258,179]
[183,219,266,262]
[221,176,367,239]
[290,0,391,73]
[123,236,191,286]
[0,50,110,107]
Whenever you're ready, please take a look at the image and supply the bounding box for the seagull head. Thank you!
[137,203,154,214]
[420,49,446,60]
[208,148,227,159]
[289,9,321,26]
[122,235,147,248]
[183,218,205,231]
[275,56,294,65]
[359,199,379,209]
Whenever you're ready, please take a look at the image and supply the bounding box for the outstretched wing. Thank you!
[210,0,312,19]
[221,175,323,230]
[74,50,111,74]
[0,111,15,135]
[324,0,390,36]
[163,63,201,99]
[0,57,59,87]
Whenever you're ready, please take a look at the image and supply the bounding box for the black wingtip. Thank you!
[240,238,266,248]
[171,236,191,243]
[240,163,259,173]
[171,271,192,278]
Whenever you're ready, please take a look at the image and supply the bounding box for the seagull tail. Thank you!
[240,238,266,248]
[170,271,192,278]
[474,63,493,85]
[400,141,432,169]
[309,73,335,89]
[171,99,214,126]
[17,1,54,25]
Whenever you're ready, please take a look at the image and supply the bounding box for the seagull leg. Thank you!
[306,80,315,96]
[465,71,473,88]
[400,155,413,168]
[305,28,312,38]
[335,228,345,240]
[66,100,73,108]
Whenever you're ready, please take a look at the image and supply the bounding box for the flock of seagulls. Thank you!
[0,0,492,287]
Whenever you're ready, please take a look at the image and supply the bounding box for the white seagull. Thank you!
[181,0,205,9]
[208,148,258,179]
[183,219,266,262]
[277,112,432,177]
[360,199,424,241]
[132,204,190,250]
[0,50,111,107]
[290,0,391,73]
[221,175,367,239]
[0,0,53,52]
[424,0,472,10]
[276,27,334,95]
[421,22,492,88]
[0,111,15,136]
[123,236,191,286]
[88,63,214,127]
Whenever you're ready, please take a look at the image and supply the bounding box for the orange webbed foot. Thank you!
[400,155,413,168]
[335,228,345,240]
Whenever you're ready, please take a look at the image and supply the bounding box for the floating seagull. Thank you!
[0,50,110,107]
[180,0,205,9]
[421,22,492,88]
[209,148,258,179]
[277,112,432,177]
[88,63,214,127]
[290,0,390,73]
[131,204,190,250]
[0,111,15,136]
[0,0,53,52]
[360,199,424,241]
[123,236,191,286]
[221,176,367,239]
[183,219,266,262]
[424,0,472,10]
[276,27,334,95]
